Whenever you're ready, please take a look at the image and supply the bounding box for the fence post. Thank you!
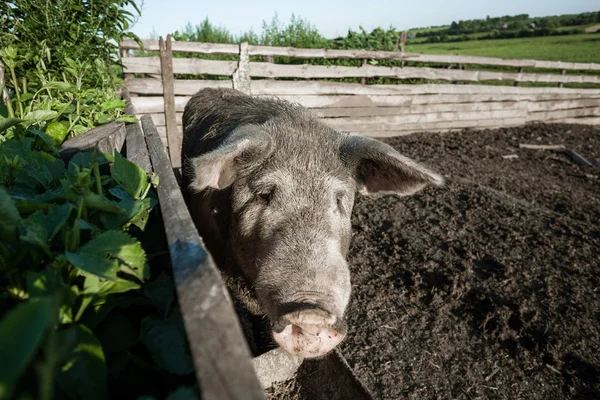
[559,69,566,88]
[514,66,524,87]
[233,42,251,95]
[119,38,137,95]
[360,58,368,85]
[159,34,181,169]
[0,60,9,106]
[399,31,407,53]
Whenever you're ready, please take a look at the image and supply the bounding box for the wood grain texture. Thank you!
[58,122,127,161]
[141,116,265,400]
[123,58,600,83]
[126,79,600,96]
[160,35,181,168]
[120,39,600,71]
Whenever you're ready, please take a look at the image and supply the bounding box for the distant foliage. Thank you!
[415,11,600,43]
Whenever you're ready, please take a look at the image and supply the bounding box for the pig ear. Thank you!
[340,134,444,196]
[187,125,273,192]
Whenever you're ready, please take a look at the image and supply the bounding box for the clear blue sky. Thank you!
[130,0,599,39]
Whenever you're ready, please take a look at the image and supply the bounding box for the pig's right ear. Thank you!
[187,125,273,192]
[340,134,444,196]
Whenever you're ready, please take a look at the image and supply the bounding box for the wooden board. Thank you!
[120,39,600,71]
[124,58,600,84]
[159,35,181,168]
[140,116,265,400]
[58,122,127,161]
[126,78,600,96]
[123,57,237,76]
[246,63,600,84]
[122,88,153,173]
[130,93,600,114]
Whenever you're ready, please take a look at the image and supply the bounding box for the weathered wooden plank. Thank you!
[324,108,600,132]
[144,112,183,126]
[519,143,566,150]
[528,106,600,121]
[247,63,600,83]
[119,39,600,71]
[130,93,600,114]
[127,78,232,95]
[122,88,153,173]
[123,57,600,83]
[123,57,237,75]
[121,39,240,55]
[321,109,528,125]
[263,93,600,109]
[126,78,600,96]
[558,117,600,125]
[316,98,600,117]
[160,35,182,168]
[58,122,127,161]
[325,116,526,132]
[156,125,183,138]
[140,116,265,400]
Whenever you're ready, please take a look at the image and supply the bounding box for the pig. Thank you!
[181,88,443,358]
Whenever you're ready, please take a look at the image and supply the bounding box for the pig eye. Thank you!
[336,193,346,214]
[256,188,275,205]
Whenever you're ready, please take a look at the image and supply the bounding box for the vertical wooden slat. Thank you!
[559,69,566,88]
[515,66,525,87]
[233,42,251,94]
[159,34,181,168]
[361,59,368,85]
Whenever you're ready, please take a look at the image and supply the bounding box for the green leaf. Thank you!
[84,191,126,215]
[100,99,125,112]
[110,151,149,200]
[0,298,55,400]
[0,186,21,243]
[29,128,58,150]
[144,273,176,317]
[44,82,75,92]
[45,121,68,144]
[20,213,50,254]
[140,311,195,375]
[68,151,114,174]
[0,117,23,134]
[56,325,109,400]
[115,115,138,123]
[26,269,63,297]
[66,231,146,281]
[23,110,59,123]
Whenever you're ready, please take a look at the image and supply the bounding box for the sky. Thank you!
[130,0,599,40]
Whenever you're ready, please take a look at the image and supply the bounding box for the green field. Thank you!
[406,33,600,63]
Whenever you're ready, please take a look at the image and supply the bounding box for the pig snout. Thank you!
[271,304,347,358]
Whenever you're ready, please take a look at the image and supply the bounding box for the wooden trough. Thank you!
[58,93,374,400]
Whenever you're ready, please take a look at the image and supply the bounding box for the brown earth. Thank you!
[337,123,600,400]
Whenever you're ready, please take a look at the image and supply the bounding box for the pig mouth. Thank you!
[271,304,347,358]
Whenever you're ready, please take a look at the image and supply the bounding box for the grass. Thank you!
[406,33,600,63]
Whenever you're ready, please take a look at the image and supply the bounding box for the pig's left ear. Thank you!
[187,124,274,192]
[340,134,444,196]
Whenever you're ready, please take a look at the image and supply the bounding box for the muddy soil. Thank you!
[335,123,600,400]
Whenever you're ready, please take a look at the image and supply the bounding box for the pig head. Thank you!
[181,88,443,358]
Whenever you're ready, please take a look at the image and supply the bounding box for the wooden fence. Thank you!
[120,37,600,167]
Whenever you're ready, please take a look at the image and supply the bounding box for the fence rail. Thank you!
[120,36,600,160]
[121,39,600,71]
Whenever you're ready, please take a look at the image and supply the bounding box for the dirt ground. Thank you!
[335,123,600,400]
